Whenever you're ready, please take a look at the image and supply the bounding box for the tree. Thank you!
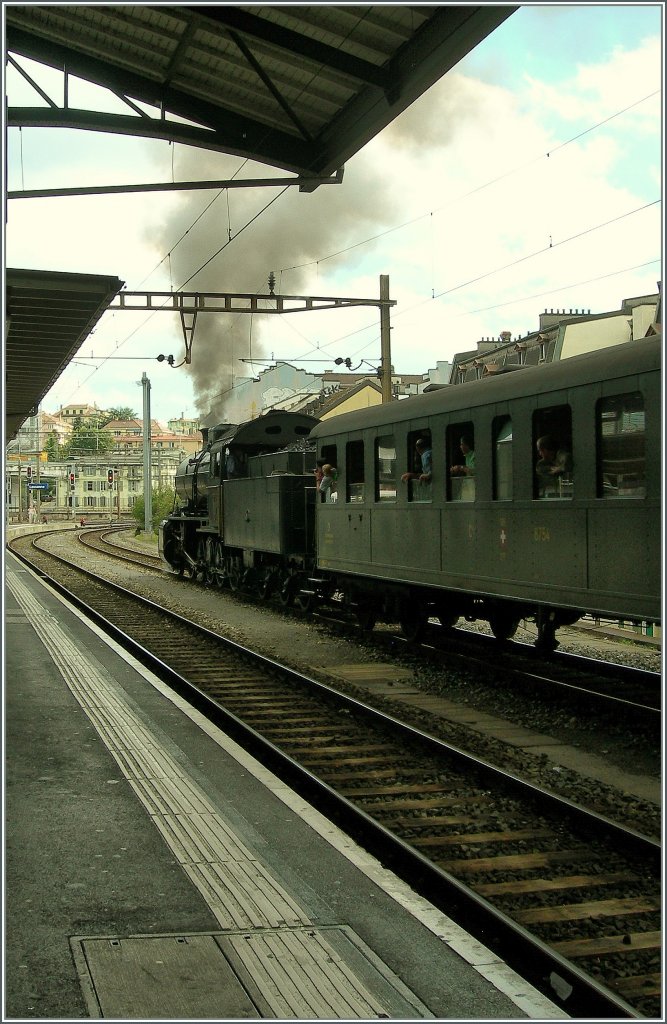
[62,420,113,459]
[132,485,176,534]
[44,430,64,461]
[101,407,137,425]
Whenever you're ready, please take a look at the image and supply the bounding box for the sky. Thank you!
[3,4,663,427]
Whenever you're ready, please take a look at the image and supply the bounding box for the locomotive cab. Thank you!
[160,411,320,591]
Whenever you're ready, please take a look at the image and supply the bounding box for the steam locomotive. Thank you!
[159,335,660,649]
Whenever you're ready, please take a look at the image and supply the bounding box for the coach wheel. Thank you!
[488,609,519,642]
[399,601,427,643]
[436,607,459,629]
[535,609,558,652]
[356,605,377,632]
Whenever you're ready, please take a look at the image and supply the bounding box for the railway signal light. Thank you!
[107,468,114,487]
[69,472,75,491]
[26,465,32,479]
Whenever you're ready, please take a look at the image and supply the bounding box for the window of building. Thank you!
[493,417,512,500]
[405,429,432,503]
[375,435,396,502]
[597,393,646,498]
[533,405,572,499]
[447,422,475,502]
[346,440,364,503]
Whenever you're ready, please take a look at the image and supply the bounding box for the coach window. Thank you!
[405,429,432,503]
[533,405,572,499]
[320,444,337,470]
[448,422,475,502]
[346,440,365,503]
[597,393,646,498]
[375,435,396,502]
[493,417,513,500]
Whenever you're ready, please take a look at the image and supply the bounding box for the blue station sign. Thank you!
[27,482,49,490]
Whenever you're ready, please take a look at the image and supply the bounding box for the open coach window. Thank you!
[406,429,432,503]
[375,435,396,502]
[597,393,646,498]
[346,440,365,503]
[447,422,475,502]
[493,416,512,500]
[533,405,572,499]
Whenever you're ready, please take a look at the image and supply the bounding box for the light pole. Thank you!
[140,372,152,533]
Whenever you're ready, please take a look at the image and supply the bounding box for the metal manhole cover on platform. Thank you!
[71,925,433,1019]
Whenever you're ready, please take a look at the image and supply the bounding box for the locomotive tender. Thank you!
[160,336,660,649]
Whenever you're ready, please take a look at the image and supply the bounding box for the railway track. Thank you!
[8,536,662,1018]
[375,620,662,722]
[56,526,664,725]
[77,525,165,571]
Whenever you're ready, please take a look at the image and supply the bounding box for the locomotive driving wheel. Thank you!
[258,569,279,601]
[294,592,315,614]
[203,537,215,585]
[226,557,242,592]
[278,575,298,606]
[213,541,225,588]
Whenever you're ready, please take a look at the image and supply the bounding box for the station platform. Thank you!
[4,550,564,1020]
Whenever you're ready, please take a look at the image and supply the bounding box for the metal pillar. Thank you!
[379,275,392,403]
[141,372,152,533]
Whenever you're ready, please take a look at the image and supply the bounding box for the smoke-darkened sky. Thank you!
[147,148,403,421]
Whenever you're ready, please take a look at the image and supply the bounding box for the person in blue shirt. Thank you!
[402,438,432,484]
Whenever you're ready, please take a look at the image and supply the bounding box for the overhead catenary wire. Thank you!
[47,87,660,406]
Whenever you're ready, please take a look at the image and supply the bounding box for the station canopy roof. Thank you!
[4,4,515,440]
[5,270,124,441]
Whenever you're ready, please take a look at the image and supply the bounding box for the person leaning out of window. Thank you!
[535,435,572,495]
[401,438,432,484]
[450,435,475,476]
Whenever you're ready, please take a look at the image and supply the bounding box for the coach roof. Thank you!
[309,336,660,439]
